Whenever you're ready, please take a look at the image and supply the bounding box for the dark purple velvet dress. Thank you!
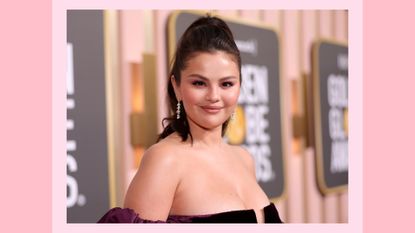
[98,202,283,223]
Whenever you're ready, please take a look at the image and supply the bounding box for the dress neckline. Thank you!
[97,202,282,223]
[168,202,274,217]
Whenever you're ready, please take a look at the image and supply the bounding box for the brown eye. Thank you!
[222,82,234,87]
[192,80,205,86]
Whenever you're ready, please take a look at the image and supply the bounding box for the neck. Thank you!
[186,118,225,148]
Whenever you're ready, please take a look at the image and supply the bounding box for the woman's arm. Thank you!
[123,144,181,221]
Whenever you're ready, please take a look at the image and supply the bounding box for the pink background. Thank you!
[363,0,415,233]
[1,0,413,232]
[0,0,51,232]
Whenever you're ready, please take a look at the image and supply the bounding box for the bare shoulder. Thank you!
[123,141,183,221]
[140,140,182,169]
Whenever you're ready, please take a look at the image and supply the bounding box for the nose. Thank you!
[206,86,219,102]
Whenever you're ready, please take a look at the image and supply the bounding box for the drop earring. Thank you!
[230,111,236,121]
[176,101,181,119]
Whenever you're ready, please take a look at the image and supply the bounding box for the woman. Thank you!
[98,15,283,223]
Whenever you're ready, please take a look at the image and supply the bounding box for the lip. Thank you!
[201,106,223,113]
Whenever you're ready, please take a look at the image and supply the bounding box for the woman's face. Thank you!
[172,51,240,131]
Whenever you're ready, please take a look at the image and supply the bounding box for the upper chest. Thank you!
[169,148,264,215]
[177,146,252,188]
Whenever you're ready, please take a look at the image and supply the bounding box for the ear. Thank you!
[171,75,181,101]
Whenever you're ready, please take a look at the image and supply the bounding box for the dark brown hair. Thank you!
[157,15,241,143]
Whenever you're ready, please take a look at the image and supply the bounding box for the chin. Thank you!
[199,119,228,130]
[188,112,229,130]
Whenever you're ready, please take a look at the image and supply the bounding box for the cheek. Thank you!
[223,88,240,105]
[181,88,203,105]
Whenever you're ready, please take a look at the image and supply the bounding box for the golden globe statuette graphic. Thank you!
[226,105,246,145]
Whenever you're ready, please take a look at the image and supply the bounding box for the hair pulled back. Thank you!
[157,15,241,143]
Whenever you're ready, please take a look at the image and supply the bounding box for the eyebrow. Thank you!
[186,74,238,81]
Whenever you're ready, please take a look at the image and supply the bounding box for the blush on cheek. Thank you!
[224,91,240,105]
[180,88,203,105]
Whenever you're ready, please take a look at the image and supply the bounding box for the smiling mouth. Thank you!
[201,106,223,114]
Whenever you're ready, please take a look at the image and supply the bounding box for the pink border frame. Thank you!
[52,1,362,233]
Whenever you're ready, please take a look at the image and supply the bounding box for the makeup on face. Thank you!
[177,51,240,129]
